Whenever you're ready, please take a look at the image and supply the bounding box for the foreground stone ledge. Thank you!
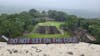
[0,42,100,56]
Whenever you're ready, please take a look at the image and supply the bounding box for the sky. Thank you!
[0,0,100,12]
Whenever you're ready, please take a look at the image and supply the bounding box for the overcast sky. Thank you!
[0,0,100,11]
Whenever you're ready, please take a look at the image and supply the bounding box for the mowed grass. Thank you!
[25,32,71,38]
[37,21,64,29]
[25,21,71,38]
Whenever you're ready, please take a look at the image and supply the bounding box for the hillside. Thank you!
[0,42,100,56]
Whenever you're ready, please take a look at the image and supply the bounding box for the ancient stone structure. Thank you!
[35,26,61,34]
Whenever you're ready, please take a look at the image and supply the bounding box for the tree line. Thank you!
[0,9,100,43]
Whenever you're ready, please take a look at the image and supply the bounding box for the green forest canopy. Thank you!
[0,9,100,43]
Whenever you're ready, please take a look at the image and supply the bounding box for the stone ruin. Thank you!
[35,26,62,34]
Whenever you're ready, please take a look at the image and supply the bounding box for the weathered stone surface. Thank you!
[35,26,61,34]
[0,42,100,56]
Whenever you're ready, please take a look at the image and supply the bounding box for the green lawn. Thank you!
[37,21,64,29]
[25,21,71,38]
[25,32,71,38]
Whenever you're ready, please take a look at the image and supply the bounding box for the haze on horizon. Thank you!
[0,0,100,18]
[0,0,100,11]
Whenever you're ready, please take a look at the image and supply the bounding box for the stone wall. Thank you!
[35,26,61,34]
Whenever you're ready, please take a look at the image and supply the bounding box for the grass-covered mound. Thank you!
[25,21,71,38]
